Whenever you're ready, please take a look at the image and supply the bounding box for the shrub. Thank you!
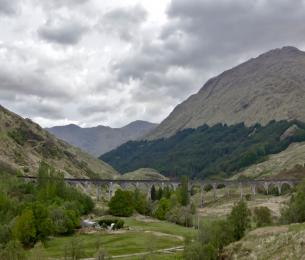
[63,237,84,260]
[133,189,150,215]
[245,194,252,201]
[183,241,217,260]
[0,240,27,260]
[12,209,37,247]
[281,181,305,224]
[98,219,124,229]
[108,190,134,217]
[253,207,272,227]
[228,200,251,240]
[153,198,170,220]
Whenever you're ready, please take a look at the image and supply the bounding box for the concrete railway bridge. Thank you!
[20,176,301,207]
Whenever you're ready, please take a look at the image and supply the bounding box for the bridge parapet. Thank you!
[18,176,302,203]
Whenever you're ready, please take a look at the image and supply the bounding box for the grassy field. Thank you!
[28,216,196,259]
[27,185,292,259]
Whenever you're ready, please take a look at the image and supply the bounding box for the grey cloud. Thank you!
[78,102,122,117]
[0,0,20,15]
[34,0,89,10]
[15,100,64,120]
[38,17,88,45]
[0,68,71,100]
[98,5,147,41]
[114,0,305,103]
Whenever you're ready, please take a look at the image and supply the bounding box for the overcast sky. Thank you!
[1,0,305,127]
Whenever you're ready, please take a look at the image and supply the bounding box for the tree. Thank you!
[281,180,305,224]
[150,185,157,201]
[13,209,37,247]
[153,198,170,220]
[108,190,134,217]
[253,207,272,227]
[183,240,217,260]
[0,240,27,260]
[49,207,79,235]
[179,176,189,206]
[32,202,53,242]
[133,189,149,215]
[157,187,163,200]
[64,237,84,260]
[228,200,251,240]
[163,186,171,199]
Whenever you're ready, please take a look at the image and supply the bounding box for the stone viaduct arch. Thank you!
[19,176,301,206]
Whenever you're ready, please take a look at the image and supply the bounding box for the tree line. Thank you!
[0,162,94,258]
[101,120,305,179]
[108,176,197,226]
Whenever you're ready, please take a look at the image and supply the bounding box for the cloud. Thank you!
[0,0,20,15]
[1,0,305,128]
[34,0,90,10]
[114,0,305,101]
[38,16,89,45]
[98,5,147,42]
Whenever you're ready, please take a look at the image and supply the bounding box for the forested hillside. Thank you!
[101,120,305,179]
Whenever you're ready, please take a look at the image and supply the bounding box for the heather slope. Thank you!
[0,105,118,178]
[147,46,305,140]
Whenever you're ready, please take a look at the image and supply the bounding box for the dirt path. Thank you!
[111,245,184,259]
[80,245,184,260]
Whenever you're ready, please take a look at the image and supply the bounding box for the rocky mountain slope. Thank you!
[232,142,305,180]
[147,46,305,140]
[223,224,305,259]
[0,105,118,178]
[47,120,157,157]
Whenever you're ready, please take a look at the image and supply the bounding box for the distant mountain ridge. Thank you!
[146,46,305,140]
[46,120,158,157]
[0,105,118,178]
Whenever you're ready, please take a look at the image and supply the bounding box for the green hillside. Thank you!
[101,120,305,179]
[0,105,118,179]
[122,168,168,180]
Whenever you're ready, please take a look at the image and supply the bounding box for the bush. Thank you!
[253,207,272,227]
[183,241,217,260]
[98,219,124,230]
[108,190,134,217]
[165,206,194,227]
[12,209,37,247]
[153,198,170,220]
[63,237,84,260]
[281,181,305,224]
[245,194,252,201]
[228,200,251,240]
[0,240,27,260]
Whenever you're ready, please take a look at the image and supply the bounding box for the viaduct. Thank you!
[19,176,301,207]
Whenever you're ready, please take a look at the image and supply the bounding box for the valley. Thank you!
[2,46,305,260]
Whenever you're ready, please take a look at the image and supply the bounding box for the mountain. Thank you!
[101,120,305,179]
[147,46,305,140]
[121,168,168,180]
[46,120,158,157]
[0,105,119,178]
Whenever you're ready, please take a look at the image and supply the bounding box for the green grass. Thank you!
[28,216,196,259]
[119,251,184,260]
[123,217,197,237]
[29,231,181,258]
